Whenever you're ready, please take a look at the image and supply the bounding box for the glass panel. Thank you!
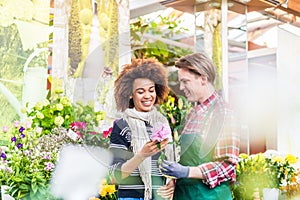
[195,1,249,153]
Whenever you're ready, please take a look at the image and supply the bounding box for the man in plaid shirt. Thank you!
[159,52,240,200]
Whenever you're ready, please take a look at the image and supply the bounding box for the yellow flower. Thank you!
[106,185,116,194]
[54,116,64,126]
[253,153,265,162]
[239,153,249,159]
[54,86,64,94]
[56,103,64,111]
[41,99,50,106]
[60,97,71,106]
[89,198,100,200]
[272,156,284,163]
[100,188,107,197]
[34,102,44,111]
[36,112,44,119]
[285,154,298,164]
[96,112,106,122]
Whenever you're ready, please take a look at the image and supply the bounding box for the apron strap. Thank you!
[199,102,225,159]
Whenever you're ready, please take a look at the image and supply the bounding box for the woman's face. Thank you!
[132,78,156,112]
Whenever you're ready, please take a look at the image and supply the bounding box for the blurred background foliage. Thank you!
[0,24,30,130]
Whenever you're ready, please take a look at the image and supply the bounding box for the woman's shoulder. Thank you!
[113,118,129,128]
[112,118,131,135]
[111,118,132,144]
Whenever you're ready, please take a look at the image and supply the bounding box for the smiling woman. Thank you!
[109,58,176,200]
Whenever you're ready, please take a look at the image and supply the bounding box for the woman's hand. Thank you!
[121,138,169,179]
[137,138,169,159]
[157,179,175,199]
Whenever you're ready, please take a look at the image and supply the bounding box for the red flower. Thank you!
[103,127,112,138]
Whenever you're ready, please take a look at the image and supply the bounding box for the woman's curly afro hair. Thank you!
[114,58,169,112]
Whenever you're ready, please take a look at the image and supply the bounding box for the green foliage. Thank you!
[68,0,83,75]
[130,15,193,66]
[25,95,105,136]
[98,0,119,77]
[232,153,277,200]
[0,122,63,199]
[0,24,33,128]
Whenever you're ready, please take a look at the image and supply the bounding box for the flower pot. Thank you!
[1,185,15,200]
[263,188,280,200]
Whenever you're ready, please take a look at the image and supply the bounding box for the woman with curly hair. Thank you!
[109,58,175,200]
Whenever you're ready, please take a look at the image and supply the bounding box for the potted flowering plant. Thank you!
[232,151,300,200]
[264,151,300,198]
[0,121,62,199]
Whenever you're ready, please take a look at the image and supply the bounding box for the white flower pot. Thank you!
[263,188,280,200]
[1,185,15,200]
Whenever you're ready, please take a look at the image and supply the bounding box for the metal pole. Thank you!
[221,0,229,102]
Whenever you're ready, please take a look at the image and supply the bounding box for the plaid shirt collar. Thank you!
[195,91,218,113]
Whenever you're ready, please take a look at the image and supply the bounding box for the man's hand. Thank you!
[159,160,190,179]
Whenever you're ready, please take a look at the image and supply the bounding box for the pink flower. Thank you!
[89,131,97,135]
[44,162,55,171]
[44,153,52,160]
[103,127,112,138]
[70,121,87,131]
[151,124,172,142]
[36,127,43,134]
[70,122,78,130]
[25,121,32,128]
[2,126,8,133]
[14,121,20,127]
[76,131,83,138]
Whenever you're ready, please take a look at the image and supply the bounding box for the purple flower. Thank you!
[19,126,25,133]
[11,136,17,142]
[1,152,6,159]
[17,143,23,149]
[20,133,25,138]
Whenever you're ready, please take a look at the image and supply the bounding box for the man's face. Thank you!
[178,68,204,103]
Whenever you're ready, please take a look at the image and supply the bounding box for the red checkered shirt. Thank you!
[181,91,240,188]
